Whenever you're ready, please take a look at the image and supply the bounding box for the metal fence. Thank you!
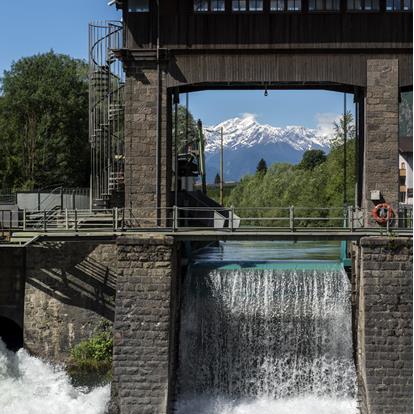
[0,206,412,234]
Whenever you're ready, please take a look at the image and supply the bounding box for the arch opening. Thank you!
[0,317,23,352]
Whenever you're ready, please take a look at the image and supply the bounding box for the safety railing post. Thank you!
[348,206,354,232]
[23,209,26,231]
[173,206,178,232]
[289,206,295,232]
[74,209,78,233]
[121,208,125,231]
[113,208,118,231]
[43,210,47,233]
[65,209,69,230]
[230,207,234,232]
[386,209,390,233]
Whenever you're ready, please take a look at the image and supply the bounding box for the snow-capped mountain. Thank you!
[203,115,332,182]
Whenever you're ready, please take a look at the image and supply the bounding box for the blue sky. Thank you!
[187,90,353,131]
[0,1,352,130]
[0,0,120,75]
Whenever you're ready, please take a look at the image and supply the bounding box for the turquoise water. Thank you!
[193,240,341,266]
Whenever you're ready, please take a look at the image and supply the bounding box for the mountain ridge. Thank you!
[203,116,333,182]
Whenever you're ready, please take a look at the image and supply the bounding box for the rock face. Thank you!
[204,115,332,182]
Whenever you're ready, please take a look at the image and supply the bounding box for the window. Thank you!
[347,0,379,10]
[128,0,149,12]
[194,0,209,11]
[271,0,301,10]
[194,0,225,11]
[386,0,412,10]
[250,0,264,10]
[232,0,264,10]
[211,0,226,10]
[233,0,247,10]
[309,0,340,10]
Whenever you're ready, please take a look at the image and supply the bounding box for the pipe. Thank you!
[174,91,179,207]
[343,93,347,206]
[155,0,161,224]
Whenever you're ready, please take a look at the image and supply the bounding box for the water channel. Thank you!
[174,240,357,414]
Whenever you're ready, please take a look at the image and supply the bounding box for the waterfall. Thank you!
[0,339,110,414]
[175,263,357,414]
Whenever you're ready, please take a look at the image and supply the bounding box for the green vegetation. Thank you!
[256,158,268,175]
[68,320,113,384]
[175,104,199,153]
[206,183,237,205]
[298,149,327,171]
[0,51,89,191]
[226,113,356,227]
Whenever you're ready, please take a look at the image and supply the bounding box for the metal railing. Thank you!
[0,206,412,234]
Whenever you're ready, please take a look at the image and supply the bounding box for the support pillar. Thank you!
[356,237,413,414]
[110,235,178,414]
[363,60,399,224]
[124,61,171,222]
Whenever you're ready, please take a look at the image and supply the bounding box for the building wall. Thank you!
[124,2,412,49]
[24,241,117,362]
[399,153,413,205]
[357,237,413,414]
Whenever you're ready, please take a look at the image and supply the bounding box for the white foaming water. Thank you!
[175,265,358,414]
[176,396,357,414]
[0,339,110,414]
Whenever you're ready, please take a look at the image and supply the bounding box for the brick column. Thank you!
[124,62,171,222]
[357,237,412,414]
[110,235,178,414]
[364,60,399,224]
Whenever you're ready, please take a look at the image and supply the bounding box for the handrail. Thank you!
[0,206,411,235]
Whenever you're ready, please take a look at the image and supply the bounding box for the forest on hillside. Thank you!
[206,113,357,227]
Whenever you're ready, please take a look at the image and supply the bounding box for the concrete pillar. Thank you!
[357,237,413,414]
[110,235,178,414]
[124,62,171,223]
[364,60,399,224]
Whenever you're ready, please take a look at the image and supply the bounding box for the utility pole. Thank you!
[198,120,207,195]
[220,127,224,206]
[205,127,230,204]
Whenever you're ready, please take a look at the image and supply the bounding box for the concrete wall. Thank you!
[24,241,118,362]
[357,237,413,414]
[109,235,179,414]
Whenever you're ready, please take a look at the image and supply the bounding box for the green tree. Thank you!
[214,173,221,186]
[299,149,327,170]
[256,158,267,175]
[227,113,357,227]
[175,105,199,153]
[331,111,355,149]
[0,51,90,191]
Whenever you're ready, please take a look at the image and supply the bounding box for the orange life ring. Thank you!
[372,203,394,225]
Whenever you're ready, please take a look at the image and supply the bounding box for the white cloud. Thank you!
[315,112,341,137]
[240,112,259,121]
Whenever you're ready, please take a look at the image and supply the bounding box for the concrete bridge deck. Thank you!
[0,228,412,246]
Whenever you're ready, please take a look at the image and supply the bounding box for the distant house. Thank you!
[399,136,413,205]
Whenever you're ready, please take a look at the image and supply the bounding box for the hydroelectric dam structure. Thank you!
[0,1,413,414]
